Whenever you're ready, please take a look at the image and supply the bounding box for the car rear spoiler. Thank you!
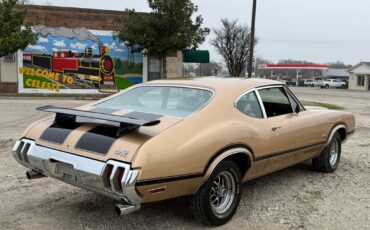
[37,106,161,135]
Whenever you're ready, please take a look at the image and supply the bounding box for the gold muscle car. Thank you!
[12,78,355,226]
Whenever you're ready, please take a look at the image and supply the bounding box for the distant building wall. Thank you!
[166,51,184,78]
[24,5,128,31]
[0,53,19,93]
[348,63,370,91]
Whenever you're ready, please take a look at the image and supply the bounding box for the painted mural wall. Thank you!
[18,29,143,94]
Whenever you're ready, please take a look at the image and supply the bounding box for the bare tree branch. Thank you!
[211,19,256,77]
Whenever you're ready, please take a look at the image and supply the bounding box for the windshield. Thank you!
[95,86,213,118]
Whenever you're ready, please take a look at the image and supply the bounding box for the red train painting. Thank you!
[23,45,116,91]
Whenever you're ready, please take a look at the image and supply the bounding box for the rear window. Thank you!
[95,86,213,118]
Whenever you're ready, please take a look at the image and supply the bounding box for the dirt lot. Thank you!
[0,88,369,229]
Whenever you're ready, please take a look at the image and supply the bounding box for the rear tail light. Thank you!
[117,167,125,192]
[102,164,114,188]
[102,164,125,193]
[101,161,139,197]
[14,141,30,163]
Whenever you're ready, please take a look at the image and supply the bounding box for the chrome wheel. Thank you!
[329,139,339,166]
[210,171,235,215]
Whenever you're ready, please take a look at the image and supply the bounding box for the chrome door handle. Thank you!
[272,126,282,132]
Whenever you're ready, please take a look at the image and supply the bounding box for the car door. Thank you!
[255,86,323,172]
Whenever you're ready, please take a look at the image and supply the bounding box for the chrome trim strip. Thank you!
[255,90,268,119]
[234,88,267,119]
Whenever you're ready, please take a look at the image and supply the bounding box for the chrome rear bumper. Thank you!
[12,139,142,206]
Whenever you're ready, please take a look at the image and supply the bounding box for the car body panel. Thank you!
[13,77,355,205]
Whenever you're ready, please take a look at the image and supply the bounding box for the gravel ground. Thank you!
[0,88,369,229]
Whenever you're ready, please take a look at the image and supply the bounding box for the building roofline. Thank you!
[24,4,141,15]
[347,62,370,72]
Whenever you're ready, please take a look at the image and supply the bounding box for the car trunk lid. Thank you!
[25,106,182,163]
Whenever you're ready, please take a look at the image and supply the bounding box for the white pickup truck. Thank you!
[319,79,346,89]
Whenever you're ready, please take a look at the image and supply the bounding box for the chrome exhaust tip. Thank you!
[26,170,45,180]
[114,204,140,216]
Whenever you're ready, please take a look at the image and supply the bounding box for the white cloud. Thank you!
[70,42,87,50]
[52,48,59,52]
[38,37,49,43]
[27,45,47,53]
[53,40,66,47]
[104,42,117,49]
[114,48,125,52]
[91,44,98,49]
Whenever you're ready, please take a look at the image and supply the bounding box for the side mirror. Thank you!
[295,104,301,114]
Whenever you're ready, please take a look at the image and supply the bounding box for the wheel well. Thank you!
[221,153,251,178]
[337,128,347,141]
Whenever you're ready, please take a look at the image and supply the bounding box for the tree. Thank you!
[211,19,256,77]
[0,0,36,57]
[116,0,210,78]
[327,61,352,69]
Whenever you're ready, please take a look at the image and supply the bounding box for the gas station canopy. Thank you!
[259,64,328,70]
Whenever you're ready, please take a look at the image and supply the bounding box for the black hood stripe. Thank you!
[39,107,118,145]
[40,114,81,144]
[40,108,162,155]
[40,125,79,144]
[74,112,162,155]
[75,125,117,154]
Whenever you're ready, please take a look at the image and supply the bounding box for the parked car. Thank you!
[286,78,297,86]
[12,78,355,226]
[319,79,347,89]
[304,79,317,87]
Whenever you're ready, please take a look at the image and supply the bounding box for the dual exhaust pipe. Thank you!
[26,170,46,180]
[114,204,140,216]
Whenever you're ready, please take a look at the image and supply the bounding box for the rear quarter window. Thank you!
[236,91,264,119]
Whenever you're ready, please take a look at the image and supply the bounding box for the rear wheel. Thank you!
[313,133,341,173]
[191,161,242,226]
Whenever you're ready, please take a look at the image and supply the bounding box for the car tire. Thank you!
[191,161,242,226]
[325,84,329,89]
[312,133,341,173]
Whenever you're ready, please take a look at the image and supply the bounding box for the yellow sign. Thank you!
[19,67,76,92]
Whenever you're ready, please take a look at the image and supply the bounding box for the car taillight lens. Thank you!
[103,164,114,189]
[117,167,125,192]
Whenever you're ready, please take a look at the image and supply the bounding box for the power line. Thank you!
[260,38,370,44]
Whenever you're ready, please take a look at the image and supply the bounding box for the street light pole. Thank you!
[248,0,257,78]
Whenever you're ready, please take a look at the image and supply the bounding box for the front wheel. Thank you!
[191,161,242,226]
[313,132,341,173]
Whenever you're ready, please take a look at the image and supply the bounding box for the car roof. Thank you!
[143,77,282,93]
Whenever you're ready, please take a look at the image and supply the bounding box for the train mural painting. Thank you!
[18,28,143,94]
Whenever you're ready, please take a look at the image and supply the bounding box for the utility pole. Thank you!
[248,0,257,78]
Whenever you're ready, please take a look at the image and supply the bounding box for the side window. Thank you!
[236,91,263,118]
[258,87,293,118]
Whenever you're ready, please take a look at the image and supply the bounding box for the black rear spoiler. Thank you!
[37,105,161,127]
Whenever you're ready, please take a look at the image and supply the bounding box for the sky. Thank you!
[30,0,370,65]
